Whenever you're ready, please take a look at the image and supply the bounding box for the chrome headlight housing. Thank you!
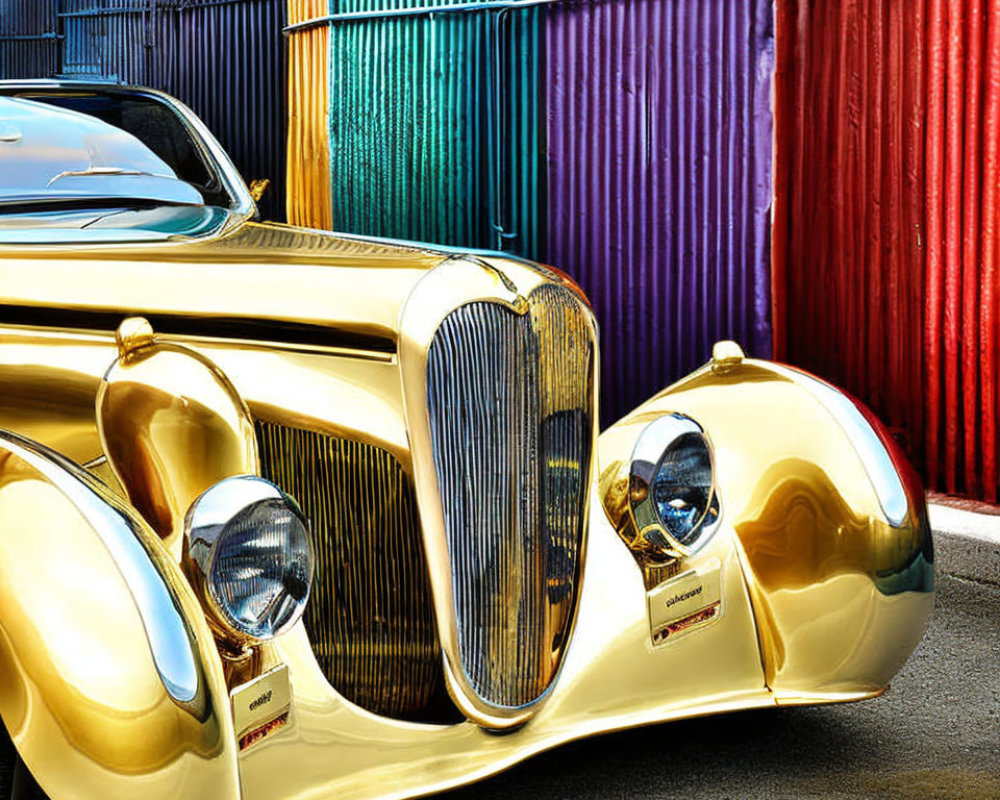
[184,475,313,644]
[628,413,720,558]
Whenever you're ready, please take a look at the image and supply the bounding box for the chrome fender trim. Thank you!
[0,430,239,800]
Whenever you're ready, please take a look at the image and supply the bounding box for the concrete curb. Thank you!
[928,500,1000,586]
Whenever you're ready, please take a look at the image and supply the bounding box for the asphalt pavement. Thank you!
[443,573,1000,800]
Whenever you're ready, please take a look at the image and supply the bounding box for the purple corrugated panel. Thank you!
[0,0,60,79]
[546,0,774,426]
[153,0,287,220]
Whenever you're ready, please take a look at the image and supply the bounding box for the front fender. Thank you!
[599,353,934,703]
[0,432,240,799]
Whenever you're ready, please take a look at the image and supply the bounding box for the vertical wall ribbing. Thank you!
[773,0,1000,501]
[546,0,775,426]
[324,0,545,257]
[287,0,332,227]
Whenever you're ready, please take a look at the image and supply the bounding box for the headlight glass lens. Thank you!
[651,432,714,546]
[208,497,313,640]
[186,476,314,643]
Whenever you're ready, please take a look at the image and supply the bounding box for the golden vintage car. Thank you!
[0,82,933,800]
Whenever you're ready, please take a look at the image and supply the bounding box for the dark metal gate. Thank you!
[0,0,61,79]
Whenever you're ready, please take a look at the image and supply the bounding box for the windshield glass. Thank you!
[0,89,231,210]
[0,88,241,242]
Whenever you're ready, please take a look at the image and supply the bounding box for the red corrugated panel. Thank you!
[774,0,1000,502]
[982,3,1000,499]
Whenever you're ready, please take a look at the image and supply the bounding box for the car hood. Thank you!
[0,221,461,350]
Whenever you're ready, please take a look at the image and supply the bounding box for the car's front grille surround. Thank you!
[255,421,457,722]
[425,284,594,709]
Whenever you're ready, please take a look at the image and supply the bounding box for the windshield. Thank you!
[0,88,242,241]
[0,96,205,206]
[0,90,231,207]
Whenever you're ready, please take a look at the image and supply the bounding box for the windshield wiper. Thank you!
[46,166,178,186]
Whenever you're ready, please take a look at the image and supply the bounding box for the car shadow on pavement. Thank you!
[444,574,1000,800]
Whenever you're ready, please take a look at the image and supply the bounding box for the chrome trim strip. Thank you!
[0,304,396,355]
[0,319,397,364]
[81,454,107,470]
[0,431,201,704]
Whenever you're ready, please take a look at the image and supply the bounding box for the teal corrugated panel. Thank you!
[327,0,545,258]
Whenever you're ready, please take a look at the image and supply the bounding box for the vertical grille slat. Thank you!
[255,422,457,722]
[426,285,594,709]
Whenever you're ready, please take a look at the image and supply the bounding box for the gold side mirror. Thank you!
[248,178,270,202]
[96,317,259,556]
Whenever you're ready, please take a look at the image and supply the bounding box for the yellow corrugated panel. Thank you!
[286,0,332,228]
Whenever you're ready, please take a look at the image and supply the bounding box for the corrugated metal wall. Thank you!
[323,1,546,257]
[547,0,775,424]
[773,0,1000,502]
[925,0,1000,502]
[287,0,332,227]
[155,0,288,221]
[290,0,775,425]
[0,0,61,79]
[0,0,287,221]
[59,0,151,81]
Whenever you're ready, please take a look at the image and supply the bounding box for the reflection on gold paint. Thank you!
[737,458,872,592]
[736,458,934,692]
[97,325,258,551]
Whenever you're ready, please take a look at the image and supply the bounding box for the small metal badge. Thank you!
[648,560,723,646]
[231,665,292,750]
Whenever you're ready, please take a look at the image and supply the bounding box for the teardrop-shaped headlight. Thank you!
[184,475,313,644]
[629,413,720,558]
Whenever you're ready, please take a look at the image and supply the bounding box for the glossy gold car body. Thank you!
[0,84,933,800]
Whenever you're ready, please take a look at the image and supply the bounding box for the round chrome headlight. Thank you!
[629,414,719,557]
[184,475,313,643]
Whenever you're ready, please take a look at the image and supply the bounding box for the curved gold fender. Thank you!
[0,432,240,800]
[96,317,259,557]
[600,347,935,702]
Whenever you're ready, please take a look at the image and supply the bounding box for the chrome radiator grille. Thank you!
[255,422,457,722]
[426,284,594,708]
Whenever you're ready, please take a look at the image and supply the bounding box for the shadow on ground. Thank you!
[443,575,1000,800]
